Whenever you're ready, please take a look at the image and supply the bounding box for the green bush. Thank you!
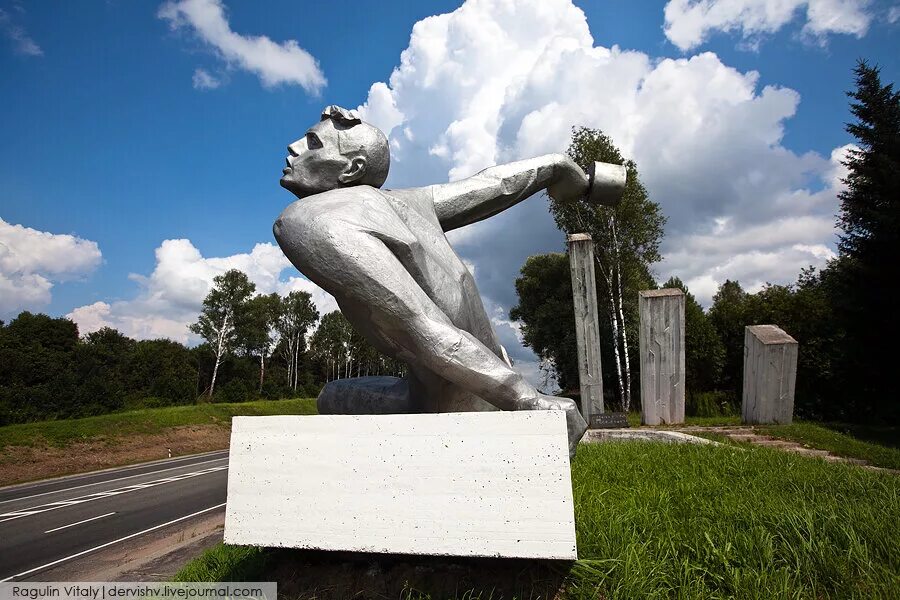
[214,379,254,404]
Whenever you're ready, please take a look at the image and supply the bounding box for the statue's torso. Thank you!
[290,185,499,355]
[284,186,502,412]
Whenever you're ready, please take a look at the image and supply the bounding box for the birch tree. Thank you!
[308,310,408,381]
[240,293,282,393]
[549,127,665,411]
[276,291,318,392]
[190,269,255,398]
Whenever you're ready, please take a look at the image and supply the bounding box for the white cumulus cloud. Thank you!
[158,0,326,93]
[353,0,851,381]
[663,0,873,51]
[67,239,336,342]
[0,218,102,317]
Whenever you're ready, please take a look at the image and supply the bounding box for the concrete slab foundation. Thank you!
[582,429,719,445]
[224,412,577,560]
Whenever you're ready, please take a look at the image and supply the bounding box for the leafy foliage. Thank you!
[526,127,665,410]
[190,269,257,397]
[707,279,749,402]
[275,291,319,393]
[663,277,726,410]
[509,253,578,391]
[309,311,406,381]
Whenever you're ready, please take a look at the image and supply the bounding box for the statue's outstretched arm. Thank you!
[432,154,626,232]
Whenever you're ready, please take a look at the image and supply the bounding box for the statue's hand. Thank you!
[547,156,590,204]
[586,161,627,207]
[523,393,588,458]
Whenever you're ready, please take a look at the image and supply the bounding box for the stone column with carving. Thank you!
[742,325,798,424]
[638,289,685,425]
[567,233,603,421]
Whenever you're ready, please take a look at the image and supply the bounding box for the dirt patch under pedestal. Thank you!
[0,424,231,487]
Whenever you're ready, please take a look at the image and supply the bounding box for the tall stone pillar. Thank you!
[566,233,603,420]
[742,325,798,424]
[638,289,685,425]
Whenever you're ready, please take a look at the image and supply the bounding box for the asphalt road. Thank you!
[0,450,229,581]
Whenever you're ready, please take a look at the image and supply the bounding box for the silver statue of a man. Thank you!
[274,106,625,455]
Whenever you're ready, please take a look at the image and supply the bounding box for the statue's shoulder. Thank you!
[274,187,398,246]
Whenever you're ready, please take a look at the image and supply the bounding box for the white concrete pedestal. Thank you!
[224,411,577,560]
[742,325,798,424]
[638,289,685,425]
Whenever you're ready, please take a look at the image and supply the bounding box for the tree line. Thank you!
[0,272,403,425]
[511,62,898,425]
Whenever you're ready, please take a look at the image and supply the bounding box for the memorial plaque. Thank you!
[589,412,629,429]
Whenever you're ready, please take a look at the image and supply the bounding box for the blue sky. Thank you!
[1,0,897,383]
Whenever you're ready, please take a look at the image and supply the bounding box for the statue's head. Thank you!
[280,105,390,198]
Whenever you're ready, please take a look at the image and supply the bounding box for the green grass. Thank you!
[176,442,900,598]
[760,421,900,471]
[0,398,318,448]
[174,544,272,583]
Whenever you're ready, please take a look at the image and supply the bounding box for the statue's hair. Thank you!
[321,105,390,188]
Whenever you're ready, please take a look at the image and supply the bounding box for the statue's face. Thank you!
[280,119,350,199]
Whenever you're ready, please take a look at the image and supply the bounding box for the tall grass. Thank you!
[567,442,899,598]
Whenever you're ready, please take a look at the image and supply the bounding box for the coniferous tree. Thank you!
[707,280,748,402]
[833,61,900,422]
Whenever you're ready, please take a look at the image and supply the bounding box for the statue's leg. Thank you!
[317,375,420,415]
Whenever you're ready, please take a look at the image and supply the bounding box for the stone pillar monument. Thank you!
[567,233,604,421]
[742,325,798,424]
[638,289,685,425]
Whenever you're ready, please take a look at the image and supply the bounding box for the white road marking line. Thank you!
[1,503,226,582]
[44,512,116,534]
[0,466,228,523]
[0,450,230,497]
[0,455,229,507]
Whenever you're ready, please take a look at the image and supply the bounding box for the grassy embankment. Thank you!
[176,440,900,598]
[0,398,318,448]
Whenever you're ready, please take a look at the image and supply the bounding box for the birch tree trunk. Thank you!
[258,352,265,393]
[292,332,300,391]
[209,313,230,397]
[596,253,625,405]
[611,216,633,411]
[284,336,294,388]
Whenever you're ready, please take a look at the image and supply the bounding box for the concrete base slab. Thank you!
[582,429,720,445]
[224,412,577,560]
